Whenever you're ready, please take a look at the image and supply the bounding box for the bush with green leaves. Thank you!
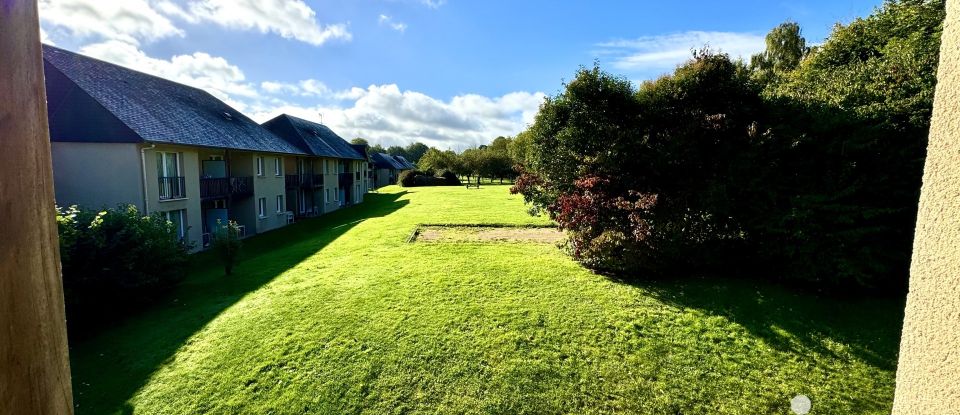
[513,0,944,293]
[398,169,461,187]
[56,205,192,330]
[211,220,243,276]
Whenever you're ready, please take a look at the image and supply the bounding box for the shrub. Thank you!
[398,170,421,187]
[437,170,462,186]
[399,170,461,187]
[211,220,243,276]
[56,205,192,331]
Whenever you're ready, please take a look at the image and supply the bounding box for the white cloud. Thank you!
[39,27,54,45]
[79,40,258,110]
[378,14,408,33]
[251,84,544,149]
[598,31,766,72]
[421,0,446,9]
[162,0,351,46]
[260,79,330,97]
[38,0,183,45]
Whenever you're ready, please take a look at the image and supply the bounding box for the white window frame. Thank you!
[274,157,282,176]
[334,187,339,202]
[276,195,284,213]
[325,188,330,204]
[258,197,267,218]
[256,156,264,176]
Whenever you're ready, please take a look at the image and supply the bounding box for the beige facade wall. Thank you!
[50,142,144,210]
[250,153,289,234]
[892,0,960,412]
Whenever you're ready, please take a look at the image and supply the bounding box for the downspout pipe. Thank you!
[141,143,156,213]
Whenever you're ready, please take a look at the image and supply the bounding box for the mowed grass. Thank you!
[69,185,904,414]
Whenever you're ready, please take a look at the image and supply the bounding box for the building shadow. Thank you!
[610,274,905,373]
[68,192,409,415]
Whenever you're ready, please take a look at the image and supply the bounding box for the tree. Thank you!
[211,220,243,276]
[350,137,369,146]
[405,142,429,163]
[750,21,808,75]
[512,0,945,292]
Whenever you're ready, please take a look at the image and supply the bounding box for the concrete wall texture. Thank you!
[892,0,960,413]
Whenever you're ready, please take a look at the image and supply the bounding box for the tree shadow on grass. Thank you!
[68,192,409,415]
[612,275,905,372]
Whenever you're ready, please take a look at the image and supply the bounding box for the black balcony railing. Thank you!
[200,176,253,200]
[158,176,186,200]
[200,177,230,200]
[285,174,300,189]
[286,174,324,189]
[338,172,353,187]
[230,176,253,198]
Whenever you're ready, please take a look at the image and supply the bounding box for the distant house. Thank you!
[42,45,364,250]
[261,114,368,218]
[370,152,413,188]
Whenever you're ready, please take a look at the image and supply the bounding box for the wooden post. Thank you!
[0,1,75,414]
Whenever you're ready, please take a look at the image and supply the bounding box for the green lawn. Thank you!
[69,185,904,414]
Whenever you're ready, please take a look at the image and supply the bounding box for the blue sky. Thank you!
[39,0,881,149]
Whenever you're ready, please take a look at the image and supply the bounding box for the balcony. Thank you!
[286,174,324,189]
[338,172,353,187]
[158,176,186,200]
[200,176,253,200]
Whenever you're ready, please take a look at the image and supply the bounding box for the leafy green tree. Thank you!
[405,142,429,163]
[211,220,243,276]
[750,21,808,77]
[350,137,369,146]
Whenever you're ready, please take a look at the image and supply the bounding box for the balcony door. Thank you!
[157,152,183,200]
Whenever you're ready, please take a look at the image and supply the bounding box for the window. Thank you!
[274,158,282,176]
[256,156,264,176]
[157,152,184,200]
[325,188,330,204]
[160,209,185,240]
[258,197,267,218]
[323,159,329,174]
[334,187,339,202]
[210,155,224,161]
[355,184,360,203]
[276,195,284,213]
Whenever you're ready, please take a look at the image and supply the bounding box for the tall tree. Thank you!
[350,137,369,146]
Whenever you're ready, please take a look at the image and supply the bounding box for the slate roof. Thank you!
[393,155,416,169]
[42,45,306,155]
[371,152,410,170]
[261,114,365,160]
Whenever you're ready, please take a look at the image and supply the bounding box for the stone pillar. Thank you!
[892,0,960,412]
[0,0,75,413]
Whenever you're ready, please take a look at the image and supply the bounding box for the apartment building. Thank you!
[42,45,363,251]
[261,114,369,218]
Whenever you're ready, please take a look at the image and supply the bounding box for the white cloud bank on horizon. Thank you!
[37,0,543,150]
[598,31,766,73]
[251,85,545,150]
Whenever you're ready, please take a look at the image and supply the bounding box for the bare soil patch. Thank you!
[415,226,564,243]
